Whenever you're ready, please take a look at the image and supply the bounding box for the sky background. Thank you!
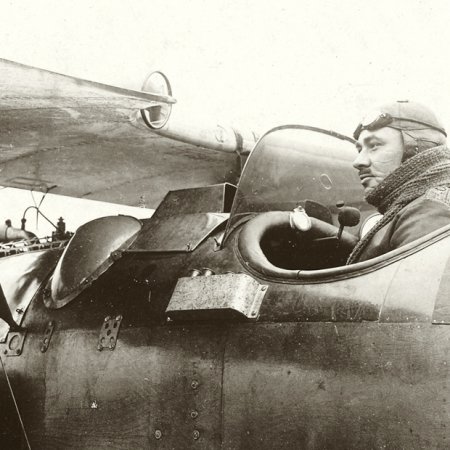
[0,0,449,235]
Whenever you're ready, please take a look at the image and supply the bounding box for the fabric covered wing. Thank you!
[0,59,240,207]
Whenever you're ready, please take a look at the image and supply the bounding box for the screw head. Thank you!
[110,250,122,261]
[16,349,21,355]
[191,380,199,390]
[154,430,162,440]
[190,410,198,419]
[193,430,200,440]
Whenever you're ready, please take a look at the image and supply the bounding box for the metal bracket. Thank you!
[97,315,122,351]
[3,330,27,357]
[40,321,55,353]
[166,273,268,321]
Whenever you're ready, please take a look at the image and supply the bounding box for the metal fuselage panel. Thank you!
[3,322,450,449]
[1,224,450,448]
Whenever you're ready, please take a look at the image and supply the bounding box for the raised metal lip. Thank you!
[235,223,450,285]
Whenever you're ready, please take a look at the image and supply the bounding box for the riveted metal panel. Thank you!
[222,322,450,449]
[166,273,267,320]
[4,325,226,449]
[0,249,62,342]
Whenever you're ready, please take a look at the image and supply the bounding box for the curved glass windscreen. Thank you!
[224,125,368,240]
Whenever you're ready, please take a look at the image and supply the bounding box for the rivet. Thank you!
[190,410,198,419]
[191,380,199,390]
[110,250,122,261]
[97,344,103,351]
[193,430,200,440]
[154,430,162,440]
[115,315,122,321]
[104,316,110,322]
[261,286,267,291]
[202,268,214,276]
[15,308,23,314]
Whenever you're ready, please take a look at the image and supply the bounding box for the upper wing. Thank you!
[0,59,241,208]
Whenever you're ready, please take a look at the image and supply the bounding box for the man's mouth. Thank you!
[359,173,373,184]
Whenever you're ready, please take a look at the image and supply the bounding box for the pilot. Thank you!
[347,100,450,264]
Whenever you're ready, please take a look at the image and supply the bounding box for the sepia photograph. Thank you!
[0,1,449,448]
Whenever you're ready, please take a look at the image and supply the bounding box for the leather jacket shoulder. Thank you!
[358,187,450,262]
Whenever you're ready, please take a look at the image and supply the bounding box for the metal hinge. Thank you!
[97,315,122,351]
[40,321,55,353]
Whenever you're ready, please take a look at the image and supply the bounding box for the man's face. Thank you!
[353,127,404,195]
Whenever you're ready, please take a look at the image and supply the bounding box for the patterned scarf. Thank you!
[347,145,450,264]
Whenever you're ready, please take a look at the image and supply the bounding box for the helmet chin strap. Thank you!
[401,130,420,161]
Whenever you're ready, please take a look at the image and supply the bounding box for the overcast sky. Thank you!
[0,0,449,234]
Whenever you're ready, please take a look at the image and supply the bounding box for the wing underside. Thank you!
[0,59,240,207]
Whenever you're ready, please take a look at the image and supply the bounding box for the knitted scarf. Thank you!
[347,145,450,264]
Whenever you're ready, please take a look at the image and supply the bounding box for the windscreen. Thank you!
[225,126,366,239]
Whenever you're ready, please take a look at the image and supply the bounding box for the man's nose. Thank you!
[353,149,370,170]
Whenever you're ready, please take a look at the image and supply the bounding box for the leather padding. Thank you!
[238,211,356,278]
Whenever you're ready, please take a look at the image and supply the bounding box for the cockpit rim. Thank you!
[236,221,450,285]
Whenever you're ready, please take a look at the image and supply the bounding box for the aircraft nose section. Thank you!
[43,215,142,309]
